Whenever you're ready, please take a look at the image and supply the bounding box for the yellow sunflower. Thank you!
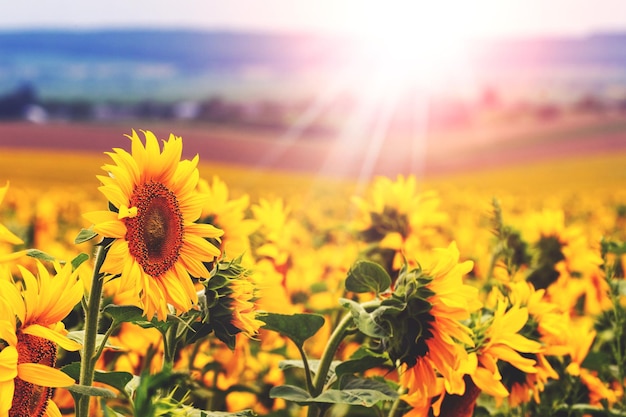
[83,130,224,320]
[197,176,259,266]
[468,300,543,400]
[0,260,82,417]
[393,242,481,415]
[0,182,23,247]
[351,175,449,271]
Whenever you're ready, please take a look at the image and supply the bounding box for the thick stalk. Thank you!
[307,299,381,417]
[76,244,107,417]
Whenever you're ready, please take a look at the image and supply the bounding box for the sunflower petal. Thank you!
[17,363,75,387]
[44,399,63,417]
[0,346,18,381]
[22,323,82,351]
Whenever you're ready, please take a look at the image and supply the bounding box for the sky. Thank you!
[2,0,626,40]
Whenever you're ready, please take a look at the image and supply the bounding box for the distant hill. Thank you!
[0,29,625,102]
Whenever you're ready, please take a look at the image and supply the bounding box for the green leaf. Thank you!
[279,359,322,373]
[66,331,122,350]
[314,388,395,407]
[339,298,390,338]
[62,363,134,393]
[270,377,398,407]
[278,359,340,385]
[26,249,56,263]
[260,312,325,348]
[269,385,313,404]
[335,356,389,378]
[186,410,257,417]
[618,280,626,297]
[71,253,90,271]
[339,375,398,398]
[102,304,172,332]
[65,384,117,398]
[564,404,626,416]
[345,260,391,294]
[75,227,99,244]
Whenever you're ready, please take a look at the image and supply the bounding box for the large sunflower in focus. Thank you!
[0,261,82,417]
[84,130,224,320]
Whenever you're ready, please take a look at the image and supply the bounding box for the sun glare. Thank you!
[257,3,484,183]
[343,2,478,94]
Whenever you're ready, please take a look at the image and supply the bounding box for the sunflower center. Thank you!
[10,333,57,417]
[126,181,184,277]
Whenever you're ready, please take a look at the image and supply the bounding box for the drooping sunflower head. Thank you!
[370,243,479,411]
[84,130,224,320]
[194,256,264,350]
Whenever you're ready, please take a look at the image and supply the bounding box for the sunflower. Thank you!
[521,209,610,315]
[0,260,82,417]
[83,130,224,320]
[197,176,259,266]
[0,182,26,264]
[0,182,23,247]
[383,242,481,415]
[199,257,264,348]
[468,300,543,400]
[351,175,449,271]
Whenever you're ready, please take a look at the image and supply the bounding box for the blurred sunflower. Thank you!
[0,260,82,417]
[351,175,449,271]
[0,183,23,247]
[564,317,623,409]
[467,300,544,402]
[384,242,481,415]
[521,209,611,315]
[0,182,26,264]
[468,276,567,408]
[197,176,259,266]
[84,130,224,320]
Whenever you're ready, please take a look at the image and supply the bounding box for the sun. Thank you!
[338,2,479,95]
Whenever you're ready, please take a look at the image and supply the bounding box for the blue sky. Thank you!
[2,0,626,40]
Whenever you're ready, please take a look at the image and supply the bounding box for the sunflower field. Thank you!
[0,129,625,417]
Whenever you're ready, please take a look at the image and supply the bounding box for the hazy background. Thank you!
[1,0,626,178]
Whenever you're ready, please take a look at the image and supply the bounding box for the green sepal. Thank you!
[339,298,398,338]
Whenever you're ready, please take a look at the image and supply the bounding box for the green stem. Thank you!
[92,322,118,370]
[387,386,406,417]
[297,344,315,395]
[307,299,381,417]
[76,244,107,417]
[162,322,178,372]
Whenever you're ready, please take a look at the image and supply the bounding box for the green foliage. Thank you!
[75,227,98,244]
[260,312,325,348]
[345,260,391,295]
[270,376,398,407]
[63,362,135,396]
